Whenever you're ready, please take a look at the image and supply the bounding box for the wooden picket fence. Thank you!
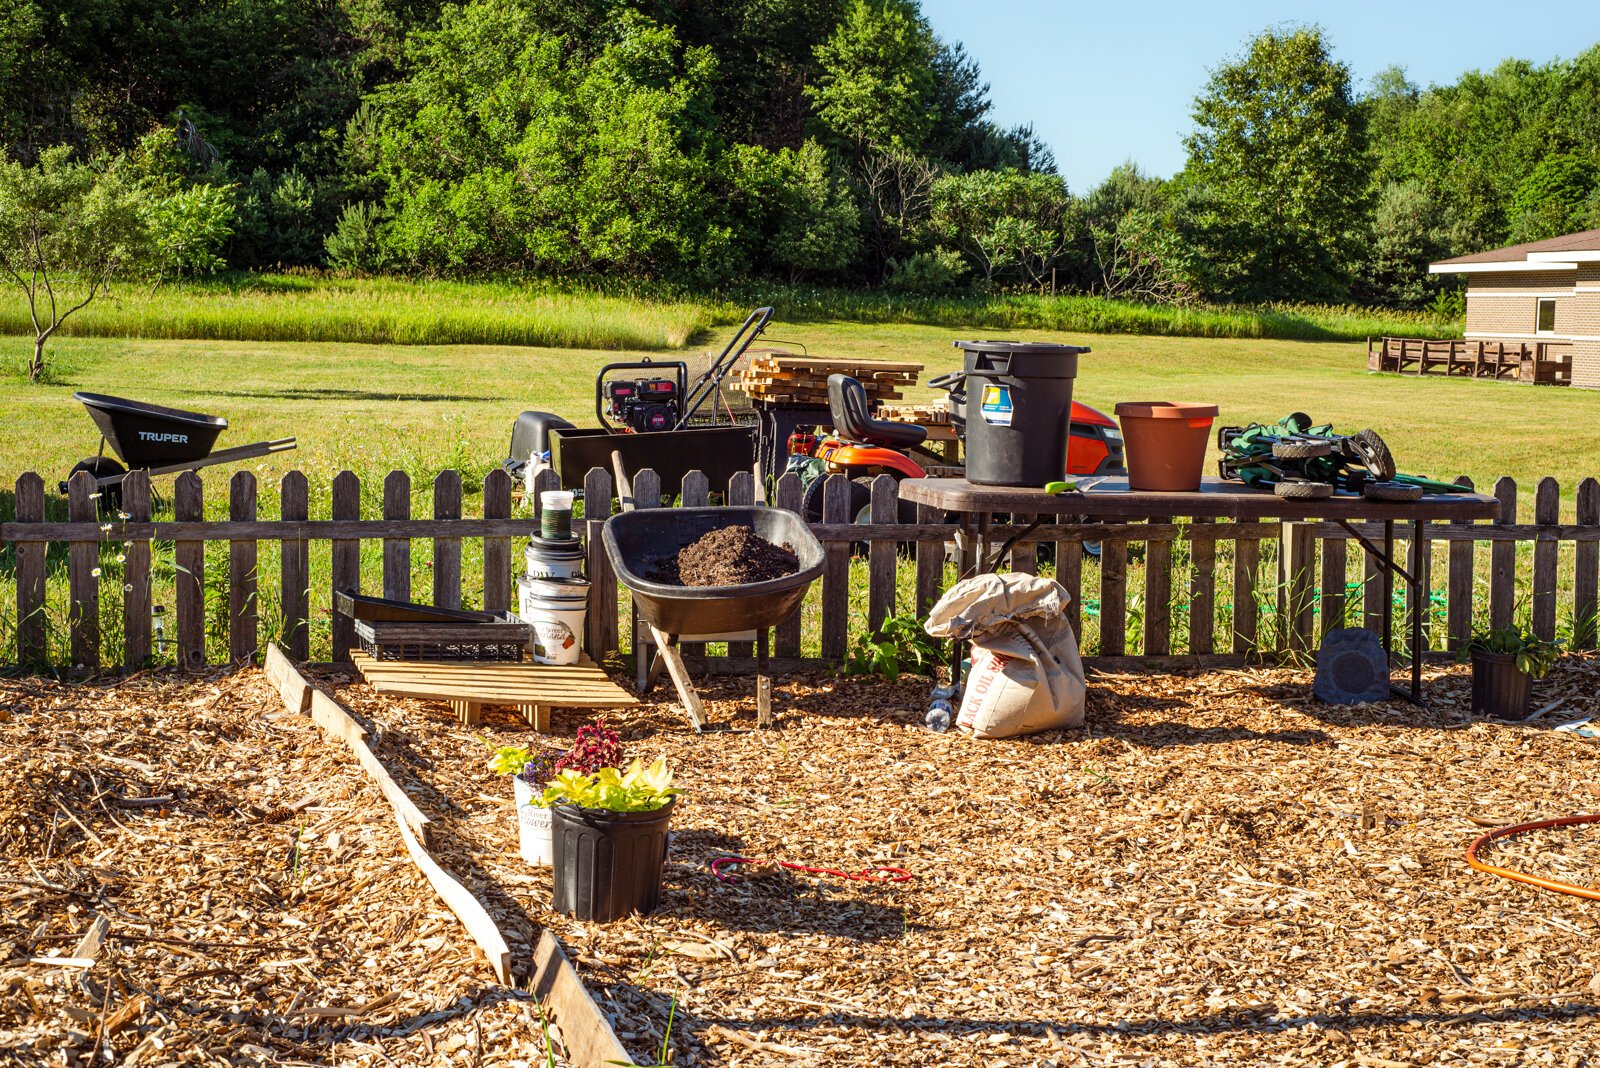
[3,467,1598,672]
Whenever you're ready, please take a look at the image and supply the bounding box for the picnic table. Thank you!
[900,476,1503,704]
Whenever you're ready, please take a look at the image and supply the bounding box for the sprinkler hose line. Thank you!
[1465,813,1600,901]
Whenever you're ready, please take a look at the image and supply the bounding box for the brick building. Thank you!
[1430,228,1600,388]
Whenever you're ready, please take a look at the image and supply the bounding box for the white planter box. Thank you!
[512,775,553,866]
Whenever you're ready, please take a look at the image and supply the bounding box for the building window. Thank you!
[1536,298,1557,334]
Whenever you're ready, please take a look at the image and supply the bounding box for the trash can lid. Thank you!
[953,340,1091,356]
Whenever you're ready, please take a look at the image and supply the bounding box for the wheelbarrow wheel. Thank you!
[1346,429,1396,481]
[1362,480,1423,502]
[1272,439,1334,460]
[1274,478,1333,500]
[64,456,126,512]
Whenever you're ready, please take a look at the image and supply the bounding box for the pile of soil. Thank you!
[653,525,799,586]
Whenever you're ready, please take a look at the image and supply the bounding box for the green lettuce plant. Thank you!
[539,758,678,813]
[1460,626,1562,679]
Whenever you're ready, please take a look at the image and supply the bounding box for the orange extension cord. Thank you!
[1465,814,1600,901]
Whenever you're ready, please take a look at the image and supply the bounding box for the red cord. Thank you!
[1465,813,1600,901]
[710,855,912,884]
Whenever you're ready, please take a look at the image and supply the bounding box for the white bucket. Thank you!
[524,540,586,581]
[518,575,589,665]
[512,776,553,866]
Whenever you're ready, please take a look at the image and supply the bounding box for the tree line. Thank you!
[3,2,1599,309]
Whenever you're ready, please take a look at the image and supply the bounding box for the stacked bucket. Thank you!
[518,490,590,665]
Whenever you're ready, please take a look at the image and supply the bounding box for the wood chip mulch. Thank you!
[5,655,1600,1066]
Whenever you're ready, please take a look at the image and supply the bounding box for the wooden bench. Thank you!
[350,650,638,729]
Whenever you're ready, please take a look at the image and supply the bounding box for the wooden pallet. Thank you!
[350,650,638,730]
[877,402,951,425]
[733,355,921,407]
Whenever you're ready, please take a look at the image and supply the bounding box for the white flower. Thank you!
[90,567,102,578]
[99,523,112,533]
[117,511,130,520]
[116,553,126,563]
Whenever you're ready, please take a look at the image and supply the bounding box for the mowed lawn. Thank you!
[5,323,1599,516]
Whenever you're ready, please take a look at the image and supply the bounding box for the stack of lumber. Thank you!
[733,352,922,406]
[876,401,950,425]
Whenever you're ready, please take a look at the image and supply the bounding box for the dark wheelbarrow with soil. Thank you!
[603,507,824,731]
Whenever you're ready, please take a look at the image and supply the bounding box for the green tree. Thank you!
[0,147,158,381]
[930,168,1075,286]
[1181,25,1367,300]
[807,0,939,154]
[1509,153,1600,241]
[1353,180,1448,308]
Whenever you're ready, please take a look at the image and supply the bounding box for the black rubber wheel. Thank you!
[1284,412,1313,433]
[1347,429,1396,481]
[1272,439,1335,460]
[803,474,869,523]
[65,456,126,512]
[1362,480,1422,502]
[1274,479,1333,500]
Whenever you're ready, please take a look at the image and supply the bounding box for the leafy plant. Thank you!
[1460,627,1562,679]
[539,758,678,813]
[556,718,623,776]
[487,743,563,786]
[841,613,944,681]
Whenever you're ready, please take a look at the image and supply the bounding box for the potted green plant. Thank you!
[540,756,678,922]
[488,744,564,866]
[1460,627,1561,720]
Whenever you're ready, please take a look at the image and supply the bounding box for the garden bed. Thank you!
[5,659,1600,1065]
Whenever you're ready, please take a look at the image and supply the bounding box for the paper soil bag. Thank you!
[924,573,1086,737]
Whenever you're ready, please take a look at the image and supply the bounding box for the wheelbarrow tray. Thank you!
[603,507,824,636]
[74,392,228,467]
[548,426,753,496]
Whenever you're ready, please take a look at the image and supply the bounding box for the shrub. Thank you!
[885,247,968,295]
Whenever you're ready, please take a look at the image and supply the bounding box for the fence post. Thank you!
[1404,519,1434,655]
[482,469,512,615]
[14,474,46,667]
[1143,519,1172,656]
[383,471,411,602]
[1284,522,1316,658]
[331,471,360,662]
[1099,534,1128,657]
[1320,524,1347,637]
[1489,477,1517,631]
[433,470,463,610]
[122,471,152,667]
[1188,518,1214,655]
[175,472,205,669]
[229,471,258,664]
[727,471,757,659]
[676,471,710,658]
[584,467,616,659]
[820,474,851,659]
[915,502,943,620]
[1056,515,1082,644]
[67,472,99,670]
[1446,476,1476,650]
[775,473,805,656]
[281,471,310,661]
[1577,479,1600,650]
[1232,533,1259,655]
[867,474,898,635]
[1532,477,1559,641]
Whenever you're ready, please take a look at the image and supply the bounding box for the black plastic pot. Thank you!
[1470,651,1532,720]
[551,797,675,921]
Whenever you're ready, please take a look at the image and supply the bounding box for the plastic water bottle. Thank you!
[925,699,953,732]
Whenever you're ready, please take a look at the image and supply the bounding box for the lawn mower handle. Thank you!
[675,306,774,428]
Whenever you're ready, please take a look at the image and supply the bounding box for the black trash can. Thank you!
[953,341,1088,487]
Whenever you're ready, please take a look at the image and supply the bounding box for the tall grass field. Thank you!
[0,274,711,351]
[0,272,1460,351]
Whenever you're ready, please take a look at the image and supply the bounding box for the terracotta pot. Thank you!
[1114,402,1219,491]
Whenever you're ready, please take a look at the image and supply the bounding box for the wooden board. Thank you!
[528,931,636,1068]
[350,651,637,730]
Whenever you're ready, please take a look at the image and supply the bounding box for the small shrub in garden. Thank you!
[555,717,623,775]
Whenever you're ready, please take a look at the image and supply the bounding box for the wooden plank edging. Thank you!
[529,931,636,1068]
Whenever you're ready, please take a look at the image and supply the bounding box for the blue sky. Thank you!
[919,0,1600,193]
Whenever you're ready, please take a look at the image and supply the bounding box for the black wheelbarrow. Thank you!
[603,506,823,731]
[60,392,296,507]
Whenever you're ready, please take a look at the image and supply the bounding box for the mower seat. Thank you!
[827,374,927,449]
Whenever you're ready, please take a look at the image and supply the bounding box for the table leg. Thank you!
[1410,519,1426,703]
[1333,518,1426,707]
